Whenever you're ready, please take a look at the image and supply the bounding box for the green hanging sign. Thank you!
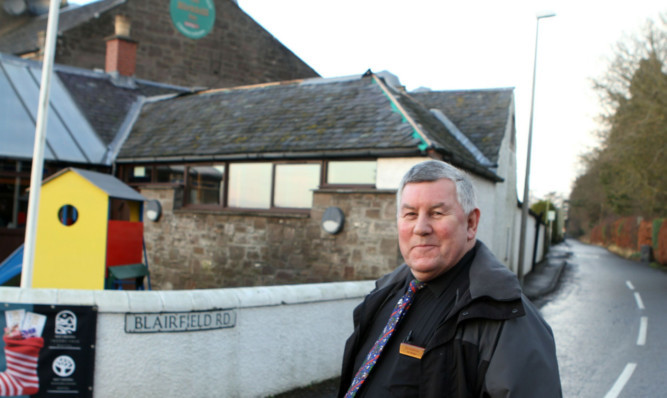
[170,0,216,40]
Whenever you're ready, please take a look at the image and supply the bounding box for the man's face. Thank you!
[398,179,479,282]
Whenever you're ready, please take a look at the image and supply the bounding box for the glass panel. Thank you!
[0,65,45,159]
[187,165,224,206]
[156,165,185,184]
[128,166,152,183]
[4,63,86,163]
[274,164,320,208]
[327,161,376,184]
[228,163,271,209]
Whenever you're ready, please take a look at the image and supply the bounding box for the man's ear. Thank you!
[467,208,480,240]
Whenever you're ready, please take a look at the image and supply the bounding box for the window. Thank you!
[228,163,272,209]
[187,165,224,206]
[327,161,376,185]
[156,165,184,184]
[274,164,321,208]
[121,159,375,212]
[128,166,152,183]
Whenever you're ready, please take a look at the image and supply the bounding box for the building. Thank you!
[0,1,544,289]
[0,0,319,88]
[0,51,188,262]
[113,71,531,289]
[0,0,319,266]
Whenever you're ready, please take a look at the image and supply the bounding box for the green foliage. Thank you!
[530,198,563,243]
[568,15,667,236]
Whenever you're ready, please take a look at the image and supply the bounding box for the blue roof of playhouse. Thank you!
[45,167,146,202]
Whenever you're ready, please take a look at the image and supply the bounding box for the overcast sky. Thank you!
[71,0,665,201]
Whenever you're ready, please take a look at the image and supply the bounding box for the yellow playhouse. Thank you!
[32,168,148,290]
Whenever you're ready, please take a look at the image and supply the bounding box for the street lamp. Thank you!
[517,12,555,285]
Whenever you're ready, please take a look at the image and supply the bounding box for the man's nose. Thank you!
[413,213,432,235]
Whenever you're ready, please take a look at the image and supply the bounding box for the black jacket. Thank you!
[338,241,562,397]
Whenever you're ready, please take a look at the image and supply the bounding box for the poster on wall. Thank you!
[0,303,96,397]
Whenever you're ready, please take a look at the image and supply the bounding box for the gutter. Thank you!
[114,148,425,164]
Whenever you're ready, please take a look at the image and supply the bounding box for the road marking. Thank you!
[634,292,645,310]
[625,280,634,290]
[604,363,637,398]
[637,316,648,346]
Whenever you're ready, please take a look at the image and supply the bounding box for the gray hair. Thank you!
[396,160,477,215]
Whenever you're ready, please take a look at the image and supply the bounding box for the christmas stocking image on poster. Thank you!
[0,310,46,396]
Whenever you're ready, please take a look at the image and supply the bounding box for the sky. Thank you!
[70,0,665,202]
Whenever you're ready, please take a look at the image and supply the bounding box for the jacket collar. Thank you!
[468,241,522,302]
[378,241,522,304]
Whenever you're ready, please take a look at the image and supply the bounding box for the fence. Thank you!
[589,217,667,264]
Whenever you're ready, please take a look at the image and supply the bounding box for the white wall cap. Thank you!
[0,281,377,313]
[198,289,241,309]
[158,291,198,312]
[93,290,130,312]
[232,286,281,308]
[127,290,163,312]
[57,289,97,306]
[0,288,23,303]
[18,287,60,304]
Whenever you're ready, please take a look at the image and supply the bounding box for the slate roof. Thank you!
[410,88,514,165]
[116,73,501,180]
[0,0,125,55]
[56,65,191,146]
[0,52,190,164]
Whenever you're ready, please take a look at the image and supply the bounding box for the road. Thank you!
[540,239,667,397]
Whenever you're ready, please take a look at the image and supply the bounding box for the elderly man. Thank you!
[338,160,561,397]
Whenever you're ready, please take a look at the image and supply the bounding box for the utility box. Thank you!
[33,168,147,290]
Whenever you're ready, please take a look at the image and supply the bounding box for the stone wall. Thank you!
[53,0,318,88]
[140,186,401,289]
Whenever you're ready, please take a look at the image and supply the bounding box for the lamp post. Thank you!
[517,12,555,285]
[21,0,62,288]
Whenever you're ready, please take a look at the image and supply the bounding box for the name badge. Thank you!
[399,342,425,359]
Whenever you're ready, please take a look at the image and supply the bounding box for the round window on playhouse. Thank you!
[58,205,79,226]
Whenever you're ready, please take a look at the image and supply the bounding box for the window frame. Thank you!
[120,158,377,212]
[320,160,376,189]
[184,164,226,210]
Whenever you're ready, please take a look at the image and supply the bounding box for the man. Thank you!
[338,160,561,397]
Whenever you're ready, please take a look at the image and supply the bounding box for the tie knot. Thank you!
[409,279,425,293]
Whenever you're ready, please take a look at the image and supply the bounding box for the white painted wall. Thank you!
[469,174,496,250]
[492,99,519,269]
[376,157,424,191]
[0,282,375,398]
[511,209,546,277]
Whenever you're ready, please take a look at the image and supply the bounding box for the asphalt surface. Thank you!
[270,243,570,398]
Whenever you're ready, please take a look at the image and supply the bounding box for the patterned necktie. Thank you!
[345,279,425,398]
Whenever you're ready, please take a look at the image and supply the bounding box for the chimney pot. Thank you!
[114,14,131,37]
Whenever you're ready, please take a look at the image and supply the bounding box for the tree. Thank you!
[569,15,667,235]
[531,194,564,244]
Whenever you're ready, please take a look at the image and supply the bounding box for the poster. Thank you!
[0,303,96,397]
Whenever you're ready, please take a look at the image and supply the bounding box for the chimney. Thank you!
[105,15,138,77]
